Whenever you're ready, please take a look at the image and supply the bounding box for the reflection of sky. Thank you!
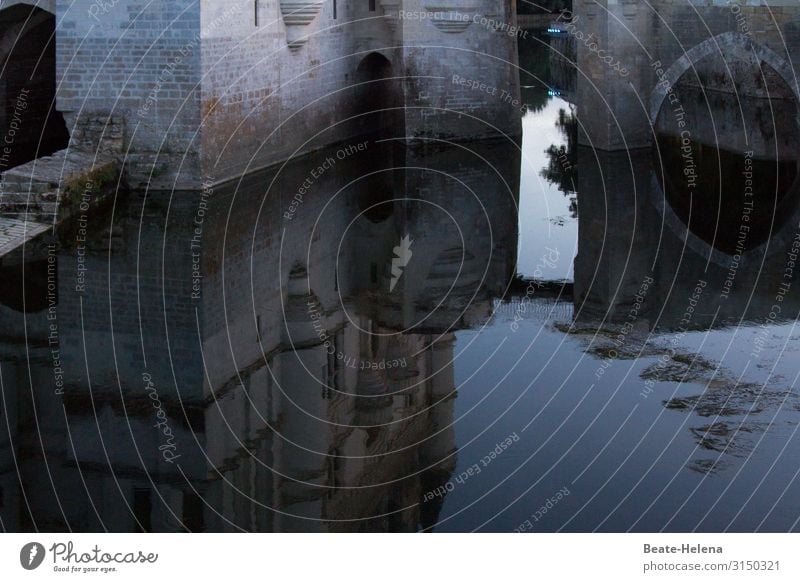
[517,96,577,282]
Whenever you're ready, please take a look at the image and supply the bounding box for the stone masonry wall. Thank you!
[576,0,800,150]
[53,0,520,189]
[55,0,202,189]
[398,0,523,143]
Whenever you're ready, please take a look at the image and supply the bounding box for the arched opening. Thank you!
[353,52,402,136]
[0,4,69,171]
[653,40,800,255]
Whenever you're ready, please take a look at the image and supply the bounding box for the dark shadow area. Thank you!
[654,54,800,255]
[0,258,51,313]
[0,5,69,171]
[354,52,403,136]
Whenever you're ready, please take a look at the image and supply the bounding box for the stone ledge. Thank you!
[0,149,122,225]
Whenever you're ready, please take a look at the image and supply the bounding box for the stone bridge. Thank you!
[572,0,800,151]
[571,0,800,323]
[0,0,521,194]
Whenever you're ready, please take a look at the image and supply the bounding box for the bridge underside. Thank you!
[574,0,800,151]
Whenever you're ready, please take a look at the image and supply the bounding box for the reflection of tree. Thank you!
[541,106,578,217]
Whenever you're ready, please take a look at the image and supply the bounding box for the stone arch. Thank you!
[354,52,401,135]
[649,31,799,125]
[0,2,68,170]
[357,52,393,79]
[0,1,55,15]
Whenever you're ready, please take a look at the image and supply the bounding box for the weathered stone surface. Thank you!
[575,0,800,150]
[2,150,117,190]
[0,149,120,233]
[48,0,521,189]
[0,217,50,257]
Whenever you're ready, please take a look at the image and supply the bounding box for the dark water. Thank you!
[2,31,800,533]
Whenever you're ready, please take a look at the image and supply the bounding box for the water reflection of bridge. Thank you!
[572,0,800,328]
[0,139,520,532]
[574,144,800,331]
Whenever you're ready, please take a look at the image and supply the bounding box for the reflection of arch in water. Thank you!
[357,190,395,223]
[650,32,800,259]
[354,52,402,136]
[0,3,69,169]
